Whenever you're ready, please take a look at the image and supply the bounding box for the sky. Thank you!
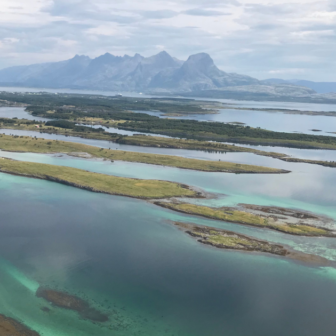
[0,0,335,81]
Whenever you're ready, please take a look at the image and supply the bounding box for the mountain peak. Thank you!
[186,53,214,65]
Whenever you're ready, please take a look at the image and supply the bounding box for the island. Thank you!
[155,202,336,237]
[0,158,200,199]
[36,288,109,322]
[0,134,289,174]
[174,222,331,265]
[1,119,336,169]
[1,91,336,150]
[0,314,40,336]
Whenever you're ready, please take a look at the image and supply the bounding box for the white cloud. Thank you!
[0,0,335,80]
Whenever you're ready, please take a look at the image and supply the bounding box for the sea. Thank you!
[0,87,336,336]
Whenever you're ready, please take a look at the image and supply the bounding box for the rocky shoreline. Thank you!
[155,201,336,237]
[175,222,332,266]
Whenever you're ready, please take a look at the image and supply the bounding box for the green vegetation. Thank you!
[117,135,288,158]
[156,202,334,237]
[0,92,219,116]
[0,135,288,174]
[175,222,287,255]
[0,158,197,199]
[281,157,336,168]
[118,118,336,149]
[2,91,336,150]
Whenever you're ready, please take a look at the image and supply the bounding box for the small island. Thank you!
[155,202,336,237]
[175,222,331,265]
[36,288,109,322]
[0,158,199,199]
[0,314,40,336]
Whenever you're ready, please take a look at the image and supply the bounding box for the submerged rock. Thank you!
[36,288,109,322]
[0,314,40,336]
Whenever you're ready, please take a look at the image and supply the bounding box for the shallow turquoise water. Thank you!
[1,174,336,336]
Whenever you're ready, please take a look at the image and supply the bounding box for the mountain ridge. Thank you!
[0,51,259,92]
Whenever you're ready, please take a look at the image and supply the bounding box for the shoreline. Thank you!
[155,201,336,237]
[174,222,332,266]
[0,158,203,200]
[0,134,289,174]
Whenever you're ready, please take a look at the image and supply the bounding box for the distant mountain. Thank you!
[263,78,336,94]
[0,51,258,92]
[149,53,259,91]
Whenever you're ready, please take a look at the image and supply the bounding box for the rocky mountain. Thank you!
[0,51,259,92]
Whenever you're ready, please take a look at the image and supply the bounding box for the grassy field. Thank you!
[156,202,334,237]
[0,158,197,199]
[0,135,288,174]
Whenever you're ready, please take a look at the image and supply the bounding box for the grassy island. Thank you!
[0,135,288,174]
[2,91,336,150]
[0,158,198,199]
[175,222,331,265]
[2,119,336,169]
[156,202,335,237]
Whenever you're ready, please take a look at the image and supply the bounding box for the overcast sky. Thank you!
[0,0,335,81]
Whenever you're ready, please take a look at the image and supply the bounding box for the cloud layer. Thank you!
[0,0,335,80]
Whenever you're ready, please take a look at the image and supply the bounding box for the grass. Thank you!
[0,158,197,199]
[157,203,333,237]
[0,122,119,141]
[117,135,288,158]
[0,134,287,174]
[184,225,286,255]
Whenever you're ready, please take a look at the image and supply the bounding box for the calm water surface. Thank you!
[1,94,336,336]
[1,174,336,336]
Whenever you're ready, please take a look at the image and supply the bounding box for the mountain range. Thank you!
[1,51,335,103]
[0,51,259,92]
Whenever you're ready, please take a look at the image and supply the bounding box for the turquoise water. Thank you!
[1,174,336,336]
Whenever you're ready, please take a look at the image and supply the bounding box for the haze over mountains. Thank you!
[262,79,336,94]
[0,51,335,103]
[0,51,259,92]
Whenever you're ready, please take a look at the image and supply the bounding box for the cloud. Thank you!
[142,10,178,19]
[183,8,229,16]
[0,0,335,81]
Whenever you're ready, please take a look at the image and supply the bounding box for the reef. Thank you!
[36,288,109,322]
